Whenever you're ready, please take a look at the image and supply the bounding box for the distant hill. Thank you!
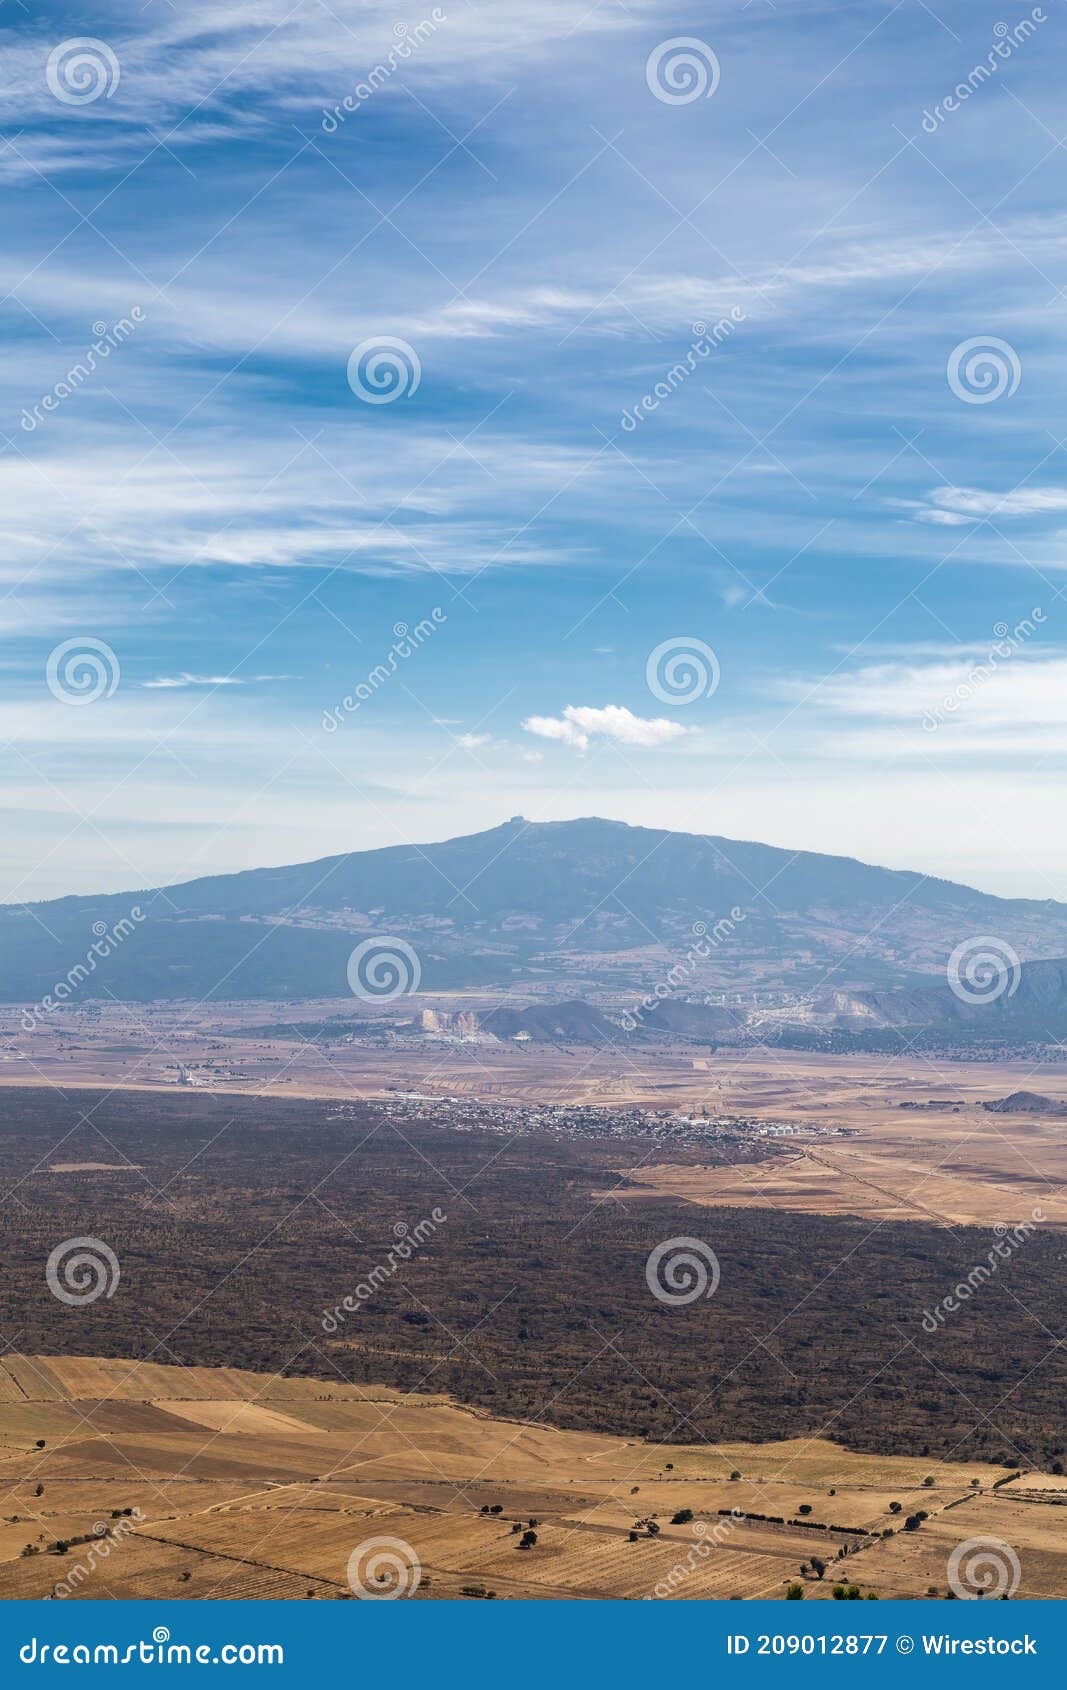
[4,816,1067,1008]
[984,1092,1067,1116]
[479,1000,622,1045]
[804,958,1067,1042]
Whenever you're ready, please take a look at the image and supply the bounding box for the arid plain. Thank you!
[1,1356,1064,1602]
[1,1000,1065,1599]
[6,999,1067,1232]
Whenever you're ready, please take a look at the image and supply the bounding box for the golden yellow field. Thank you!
[0,1357,1061,1601]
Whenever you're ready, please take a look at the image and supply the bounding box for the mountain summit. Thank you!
[4,817,1066,1005]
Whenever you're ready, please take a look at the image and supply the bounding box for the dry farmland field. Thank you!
[0,1355,1064,1601]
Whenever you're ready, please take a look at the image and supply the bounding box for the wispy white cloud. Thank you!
[902,485,1067,526]
[0,0,650,175]
[142,672,296,688]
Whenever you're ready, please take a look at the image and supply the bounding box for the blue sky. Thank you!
[3,0,1067,900]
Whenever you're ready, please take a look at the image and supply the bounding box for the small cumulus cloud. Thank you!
[521,703,689,751]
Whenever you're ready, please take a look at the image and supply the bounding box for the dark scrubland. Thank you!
[0,1085,1062,1469]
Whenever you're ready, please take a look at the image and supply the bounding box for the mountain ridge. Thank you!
[5,816,1067,1006]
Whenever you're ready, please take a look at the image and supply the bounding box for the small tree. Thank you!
[811,1556,826,1580]
[671,1508,694,1525]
